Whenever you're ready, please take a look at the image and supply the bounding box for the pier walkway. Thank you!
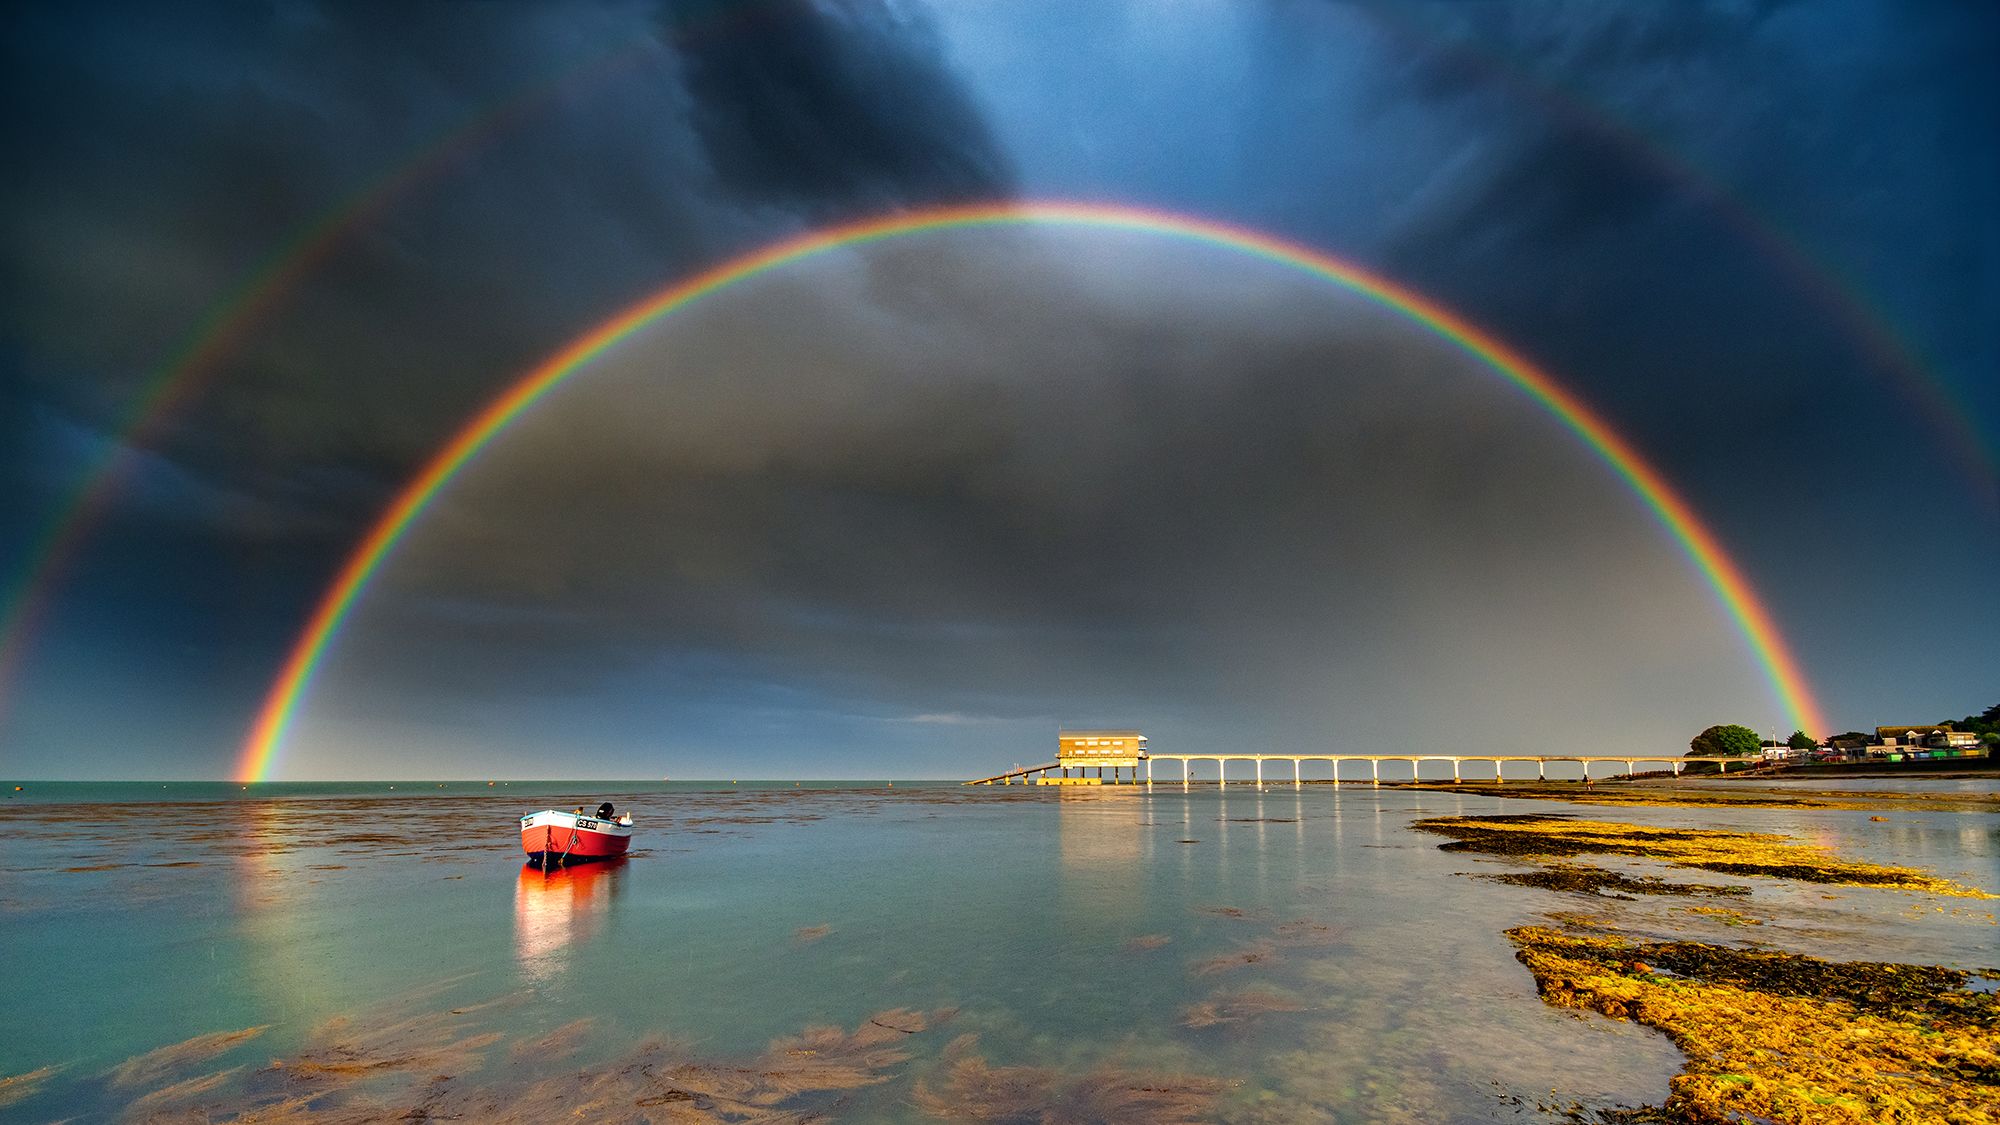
[966,753,1746,787]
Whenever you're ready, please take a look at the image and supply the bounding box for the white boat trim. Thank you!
[520,809,633,838]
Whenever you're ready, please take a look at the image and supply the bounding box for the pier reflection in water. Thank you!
[514,859,627,984]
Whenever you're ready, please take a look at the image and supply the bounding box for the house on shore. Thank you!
[1874,725,1980,751]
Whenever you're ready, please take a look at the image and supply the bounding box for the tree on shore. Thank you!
[1786,729,1816,751]
[1689,724,1761,757]
[1937,701,1999,739]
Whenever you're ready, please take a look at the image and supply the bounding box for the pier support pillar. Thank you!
[1672,761,1682,778]
[1623,760,1633,777]
[1370,760,1379,786]
[1452,759,1461,783]
[1293,759,1301,789]
[1255,758,1263,790]
[1219,759,1226,789]
[1182,758,1189,790]
[1537,760,1546,781]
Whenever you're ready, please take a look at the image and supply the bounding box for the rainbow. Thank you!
[8,12,1968,752]
[3,10,1974,754]
[235,201,1826,779]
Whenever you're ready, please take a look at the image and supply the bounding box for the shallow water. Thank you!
[2,781,1992,1121]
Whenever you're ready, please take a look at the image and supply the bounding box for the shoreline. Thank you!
[1369,775,1998,813]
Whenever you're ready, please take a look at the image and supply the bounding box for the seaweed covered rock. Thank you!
[1508,926,1999,1124]
[1413,815,1995,897]
[1477,863,1748,899]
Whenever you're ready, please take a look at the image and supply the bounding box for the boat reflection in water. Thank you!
[513,859,627,984]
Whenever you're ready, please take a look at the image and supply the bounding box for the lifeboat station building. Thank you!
[1046,730,1148,785]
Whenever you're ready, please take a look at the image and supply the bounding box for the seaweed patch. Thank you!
[0,1065,63,1111]
[911,1032,1227,1121]
[1180,988,1310,1029]
[1681,905,1763,927]
[104,1025,268,1090]
[1476,863,1748,900]
[88,1000,958,1122]
[1412,815,1995,897]
[1507,925,1999,1124]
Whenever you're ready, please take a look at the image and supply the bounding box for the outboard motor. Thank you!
[596,802,615,819]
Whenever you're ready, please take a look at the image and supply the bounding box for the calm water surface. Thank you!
[2,781,1993,1121]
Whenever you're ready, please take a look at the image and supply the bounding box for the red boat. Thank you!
[521,804,632,867]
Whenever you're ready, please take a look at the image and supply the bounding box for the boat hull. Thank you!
[520,810,632,866]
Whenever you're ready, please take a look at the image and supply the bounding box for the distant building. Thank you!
[1057,730,1147,769]
[1874,725,1978,750]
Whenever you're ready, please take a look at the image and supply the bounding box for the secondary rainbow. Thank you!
[1355,4,1996,510]
[238,200,1827,781]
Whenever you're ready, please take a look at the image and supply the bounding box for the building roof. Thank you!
[1058,730,1146,740]
[1877,724,1951,737]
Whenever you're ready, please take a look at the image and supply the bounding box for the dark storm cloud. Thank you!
[1091,0,1998,558]
[677,0,1012,212]
[0,0,1017,769]
[1327,0,1998,433]
[1338,0,1812,269]
[1362,0,1795,103]
[2,0,1015,527]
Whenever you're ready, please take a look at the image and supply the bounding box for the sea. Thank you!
[1,779,1993,1122]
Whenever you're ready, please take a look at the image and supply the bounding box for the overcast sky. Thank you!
[2,0,1994,778]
